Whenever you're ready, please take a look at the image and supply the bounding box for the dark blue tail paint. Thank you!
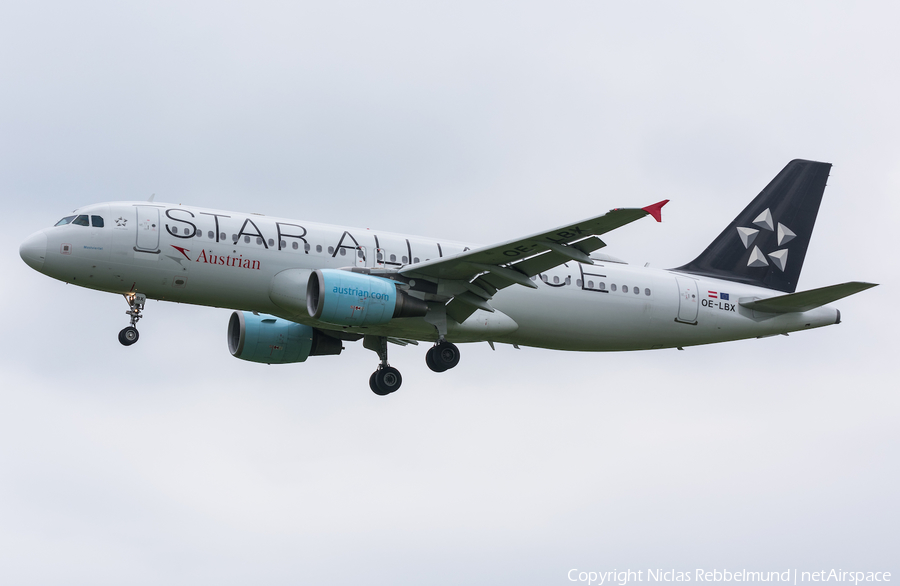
[674,159,832,293]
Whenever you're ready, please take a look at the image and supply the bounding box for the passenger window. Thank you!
[634,287,640,295]
[390,254,397,262]
[611,284,617,292]
[599,282,605,290]
[414,257,419,263]
[587,280,593,288]
[91,216,104,227]
[244,236,250,243]
[328,246,334,254]
[357,249,364,258]
[402,256,408,264]
[623,285,628,293]
[268,239,274,246]
[73,215,89,226]
[208,231,214,239]
[304,243,310,252]
[172,226,180,234]
[220,232,226,241]
[55,215,76,226]
[256,237,262,245]
[316,245,322,253]
[645,288,651,296]
[576,279,583,287]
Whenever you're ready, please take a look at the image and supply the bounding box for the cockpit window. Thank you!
[91,215,104,227]
[72,215,90,226]
[54,215,76,226]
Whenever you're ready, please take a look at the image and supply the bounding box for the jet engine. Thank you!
[306,269,428,327]
[227,311,343,364]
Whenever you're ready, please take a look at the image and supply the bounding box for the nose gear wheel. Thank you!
[118,326,139,346]
[119,293,146,346]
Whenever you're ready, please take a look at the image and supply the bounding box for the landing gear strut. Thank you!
[426,339,460,372]
[119,293,146,346]
[364,335,402,396]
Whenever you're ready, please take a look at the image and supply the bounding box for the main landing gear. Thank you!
[118,293,146,346]
[363,336,461,396]
[425,339,460,373]
[364,335,403,396]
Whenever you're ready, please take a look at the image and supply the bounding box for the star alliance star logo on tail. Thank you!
[736,208,795,271]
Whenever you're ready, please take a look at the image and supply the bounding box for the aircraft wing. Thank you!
[400,200,668,322]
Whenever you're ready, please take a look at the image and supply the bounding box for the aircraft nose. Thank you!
[20,231,47,272]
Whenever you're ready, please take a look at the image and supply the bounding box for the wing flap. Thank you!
[508,251,574,279]
[446,298,480,323]
[571,236,607,254]
[739,281,877,313]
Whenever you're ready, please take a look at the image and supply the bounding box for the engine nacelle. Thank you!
[306,269,428,327]
[227,311,343,364]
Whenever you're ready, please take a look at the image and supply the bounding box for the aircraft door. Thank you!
[675,275,699,324]
[135,206,161,252]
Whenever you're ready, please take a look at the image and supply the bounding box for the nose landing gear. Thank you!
[119,293,146,346]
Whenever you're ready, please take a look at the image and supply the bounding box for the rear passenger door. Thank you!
[675,275,699,324]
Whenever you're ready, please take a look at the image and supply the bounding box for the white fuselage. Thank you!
[23,201,840,351]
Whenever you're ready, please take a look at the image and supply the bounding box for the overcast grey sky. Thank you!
[1,2,897,585]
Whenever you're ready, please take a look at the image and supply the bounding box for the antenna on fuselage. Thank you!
[147,193,156,202]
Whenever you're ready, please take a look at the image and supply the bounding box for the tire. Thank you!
[433,341,460,370]
[374,366,402,394]
[118,326,139,346]
[425,347,447,373]
[369,371,390,395]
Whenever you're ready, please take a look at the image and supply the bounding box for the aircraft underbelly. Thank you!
[490,273,683,350]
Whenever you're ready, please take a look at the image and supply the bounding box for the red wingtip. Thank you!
[642,199,669,222]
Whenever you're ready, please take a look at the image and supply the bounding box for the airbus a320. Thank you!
[19,160,876,395]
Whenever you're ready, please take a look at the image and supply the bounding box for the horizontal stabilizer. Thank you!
[739,281,877,313]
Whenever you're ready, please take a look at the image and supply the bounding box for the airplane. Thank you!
[19,159,876,395]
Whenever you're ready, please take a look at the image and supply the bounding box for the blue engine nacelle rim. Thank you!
[307,269,399,327]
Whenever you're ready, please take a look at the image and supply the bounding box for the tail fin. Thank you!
[673,159,832,293]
